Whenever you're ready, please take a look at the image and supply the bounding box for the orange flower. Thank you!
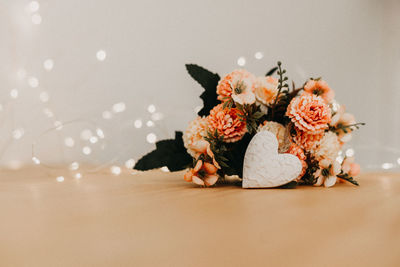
[190,139,220,169]
[207,104,247,143]
[286,93,331,134]
[293,130,324,151]
[287,143,307,180]
[304,79,334,103]
[216,69,256,104]
[182,117,209,157]
[184,160,219,186]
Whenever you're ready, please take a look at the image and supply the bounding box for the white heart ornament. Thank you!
[242,131,302,188]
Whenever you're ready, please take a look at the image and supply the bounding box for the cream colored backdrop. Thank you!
[0,0,399,171]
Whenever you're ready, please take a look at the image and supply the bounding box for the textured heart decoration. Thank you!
[242,130,302,188]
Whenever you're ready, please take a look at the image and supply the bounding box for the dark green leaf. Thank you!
[266,67,278,76]
[246,124,252,132]
[134,131,192,172]
[253,112,264,119]
[322,168,330,177]
[218,161,229,168]
[337,173,359,186]
[218,155,229,161]
[185,64,220,116]
[221,134,253,176]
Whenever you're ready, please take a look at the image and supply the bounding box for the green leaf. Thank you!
[266,66,278,76]
[185,64,220,116]
[218,155,229,162]
[251,121,257,130]
[246,124,252,133]
[337,173,359,186]
[221,134,253,176]
[134,131,192,172]
[253,111,264,119]
[218,161,229,168]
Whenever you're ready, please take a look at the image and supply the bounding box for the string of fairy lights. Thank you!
[1,1,168,181]
[1,1,399,182]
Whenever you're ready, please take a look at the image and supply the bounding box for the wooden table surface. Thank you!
[1,167,399,267]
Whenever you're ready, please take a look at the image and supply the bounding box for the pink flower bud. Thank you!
[349,163,360,177]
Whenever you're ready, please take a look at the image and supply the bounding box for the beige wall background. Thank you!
[0,0,399,171]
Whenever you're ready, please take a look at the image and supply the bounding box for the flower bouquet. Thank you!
[134,62,364,188]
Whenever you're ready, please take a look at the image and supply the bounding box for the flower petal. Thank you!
[212,158,221,169]
[314,174,325,186]
[184,170,193,182]
[331,161,341,176]
[319,159,331,169]
[349,163,360,176]
[192,176,205,186]
[340,133,352,143]
[206,144,214,158]
[204,175,219,186]
[203,162,218,174]
[193,160,203,172]
[330,114,340,126]
[191,140,209,154]
[324,176,337,187]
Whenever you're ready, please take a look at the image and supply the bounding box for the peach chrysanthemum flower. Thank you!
[304,79,334,103]
[184,160,219,186]
[258,121,291,153]
[312,132,341,163]
[207,104,247,143]
[293,130,324,151]
[216,69,256,105]
[287,143,307,181]
[183,117,209,157]
[286,93,331,134]
[254,76,279,107]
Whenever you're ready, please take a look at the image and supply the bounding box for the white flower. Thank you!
[313,169,324,186]
[313,132,341,162]
[254,76,279,107]
[340,133,352,143]
[330,160,341,176]
[324,175,337,187]
[258,121,291,153]
[313,160,341,187]
[230,77,256,105]
[319,158,331,169]
[330,112,355,127]
[183,117,209,157]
